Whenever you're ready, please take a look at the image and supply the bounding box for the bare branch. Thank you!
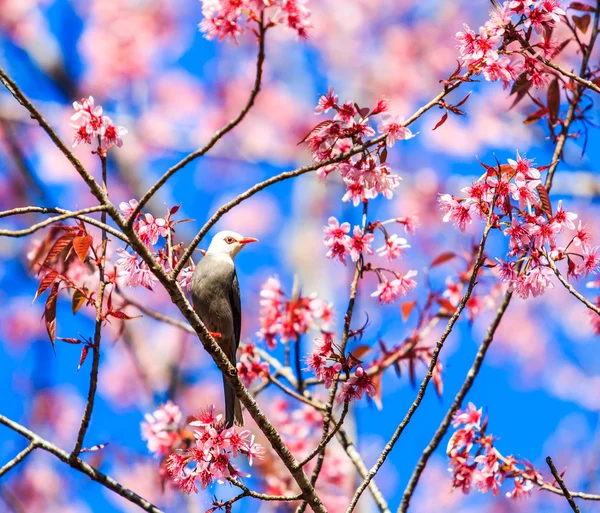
[547,256,600,316]
[129,14,268,223]
[0,67,107,206]
[346,195,498,513]
[0,205,124,240]
[0,443,36,479]
[546,456,582,513]
[0,414,164,513]
[397,291,513,513]
[171,75,468,278]
[71,155,109,459]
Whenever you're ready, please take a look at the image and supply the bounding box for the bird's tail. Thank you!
[223,375,244,427]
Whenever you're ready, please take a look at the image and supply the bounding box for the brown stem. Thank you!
[70,154,108,459]
[128,14,268,223]
[346,195,497,513]
[546,456,581,513]
[0,443,36,479]
[0,414,163,513]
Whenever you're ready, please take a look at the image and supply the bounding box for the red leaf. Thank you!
[401,300,417,322]
[78,346,90,371]
[371,373,383,410]
[536,184,553,217]
[349,345,371,361]
[380,147,388,164]
[42,232,76,269]
[509,73,533,110]
[107,310,142,320]
[455,91,472,108]
[72,288,88,314]
[433,111,448,130]
[523,106,549,125]
[547,78,560,125]
[170,203,182,215]
[44,283,59,352]
[34,270,59,302]
[72,234,93,263]
[430,252,457,267]
[436,297,457,313]
[57,337,82,345]
[297,120,333,145]
[569,2,595,12]
[573,13,592,32]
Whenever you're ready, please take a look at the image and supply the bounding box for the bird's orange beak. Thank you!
[239,237,259,244]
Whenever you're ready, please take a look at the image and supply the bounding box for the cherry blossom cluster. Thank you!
[439,153,600,299]
[237,344,270,387]
[263,399,353,510]
[141,404,264,494]
[141,401,183,457]
[306,333,376,403]
[257,276,333,349]
[114,201,193,291]
[71,96,127,152]
[166,406,263,493]
[456,0,566,89]
[448,402,542,499]
[305,89,413,205]
[199,0,311,42]
[323,216,418,304]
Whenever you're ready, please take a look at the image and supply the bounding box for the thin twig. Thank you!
[121,292,391,512]
[128,13,268,223]
[228,478,303,501]
[397,291,513,513]
[346,196,497,513]
[70,154,108,458]
[171,76,468,278]
[0,443,36,478]
[0,414,164,513]
[546,456,581,513]
[0,205,114,237]
[547,256,600,315]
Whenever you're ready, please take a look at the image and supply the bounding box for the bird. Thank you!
[190,230,258,427]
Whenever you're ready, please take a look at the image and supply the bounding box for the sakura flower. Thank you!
[315,87,338,114]
[453,402,482,429]
[137,213,168,247]
[119,199,139,220]
[577,246,600,277]
[371,271,417,304]
[376,234,410,262]
[141,401,182,456]
[338,365,376,402]
[553,200,578,231]
[347,226,374,262]
[377,113,414,147]
[439,194,476,232]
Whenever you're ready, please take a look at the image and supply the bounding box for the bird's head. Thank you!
[206,230,259,259]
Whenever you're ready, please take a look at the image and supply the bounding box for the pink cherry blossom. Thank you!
[377,113,414,147]
[141,401,182,456]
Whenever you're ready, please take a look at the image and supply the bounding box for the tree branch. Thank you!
[70,155,108,458]
[171,75,468,278]
[128,14,268,223]
[0,414,164,513]
[345,197,497,513]
[0,443,36,479]
[397,291,513,513]
[546,456,582,513]
[547,256,600,316]
[0,205,128,241]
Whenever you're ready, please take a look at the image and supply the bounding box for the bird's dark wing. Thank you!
[229,270,242,350]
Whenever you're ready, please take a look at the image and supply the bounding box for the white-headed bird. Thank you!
[190,230,258,427]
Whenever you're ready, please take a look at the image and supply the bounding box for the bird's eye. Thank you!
[225,236,235,245]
